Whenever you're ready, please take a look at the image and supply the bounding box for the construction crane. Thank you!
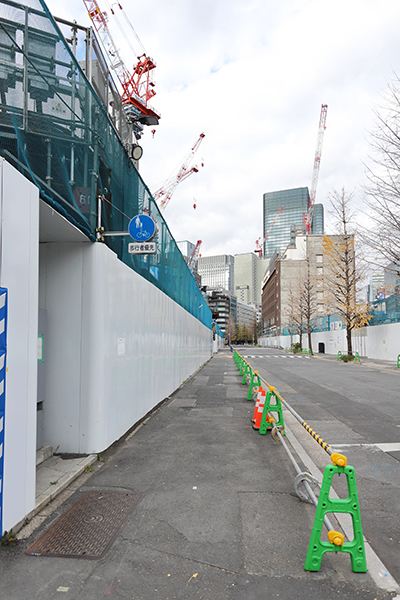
[304,104,328,234]
[254,206,283,258]
[187,240,202,272]
[153,133,205,211]
[82,0,160,122]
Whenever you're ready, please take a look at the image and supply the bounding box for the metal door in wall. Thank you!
[37,309,47,450]
[0,288,8,534]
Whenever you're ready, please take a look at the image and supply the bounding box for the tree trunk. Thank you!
[308,330,313,355]
[347,327,352,355]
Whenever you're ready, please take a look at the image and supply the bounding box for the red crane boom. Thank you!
[304,104,328,234]
[187,240,202,271]
[153,133,205,211]
[82,0,159,120]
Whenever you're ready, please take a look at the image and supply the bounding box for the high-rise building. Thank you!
[368,272,385,301]
[312,203,324,235]
[198,255,234,294]
[206,290,237,339]
[263,187,324,257]
[176,240,195,258]
[383,263,400,297]
[234,253,269,305]
[236,300,257,334]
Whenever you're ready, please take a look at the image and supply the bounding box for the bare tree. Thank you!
[301,257,318,355]
[323,188,370,355]
[284,275,306,350]
[283,283,297,350]
[364,75,400,270]
[227,316,237,345]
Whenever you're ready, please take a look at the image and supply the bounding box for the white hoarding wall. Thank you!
[213,334,225,354]
[0,160,38,534]
[0,159,213,533]
[258,323,400,361]
[40,242,213,454]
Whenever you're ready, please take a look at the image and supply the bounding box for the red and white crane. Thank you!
[153,133,205,211]
[304,104,328,234]
[187,240,202,271]
[254,206,283,258]
[82,0,159,121]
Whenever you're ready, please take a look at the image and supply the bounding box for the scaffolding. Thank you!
[0,0,211,327]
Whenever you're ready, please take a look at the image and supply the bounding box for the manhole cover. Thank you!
[26,491,141,559]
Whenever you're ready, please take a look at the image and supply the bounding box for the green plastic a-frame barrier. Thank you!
[304,463,367,573]
[247,370,262,400]
[239,358,246,376]
[242,362,252,385]
[258,389,285,435]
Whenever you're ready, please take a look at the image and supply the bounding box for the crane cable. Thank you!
[102,0,145,58]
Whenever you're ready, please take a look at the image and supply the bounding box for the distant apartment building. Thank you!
[261,251,281,336]
[236,299,257,337]
[261,234,348,336]
[198,254,234,294]
[263,187,324,258]
[206,290,237,339]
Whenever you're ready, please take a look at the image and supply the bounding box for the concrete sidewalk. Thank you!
[1,350,398,600]
[312,352,400,370]
[260,346,400,371]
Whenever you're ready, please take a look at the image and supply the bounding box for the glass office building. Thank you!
[312,203,324,235]
[198,255,235,294]
[176,240,195,258]
[263,187,324,257]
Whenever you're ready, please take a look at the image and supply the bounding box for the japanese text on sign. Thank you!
[128,242,157,255]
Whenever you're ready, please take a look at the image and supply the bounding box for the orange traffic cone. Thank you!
[252,388,264,423]
[252,389,267,430]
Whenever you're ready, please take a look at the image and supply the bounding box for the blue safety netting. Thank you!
[0,0,211,328]
[369,295,400,326]
[213,320,224,339]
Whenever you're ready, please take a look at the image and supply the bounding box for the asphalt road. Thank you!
[1,347,399,600]
[236,345,400,585]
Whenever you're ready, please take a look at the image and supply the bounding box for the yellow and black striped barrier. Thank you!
[232,348,366,573]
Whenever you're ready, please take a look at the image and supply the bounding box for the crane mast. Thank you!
[82,0,159,119]
[153,133,205,211]
[305,104,328,234]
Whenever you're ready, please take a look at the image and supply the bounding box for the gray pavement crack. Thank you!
[130,541,240,575]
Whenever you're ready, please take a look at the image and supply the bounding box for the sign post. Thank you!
[96,203,157,255]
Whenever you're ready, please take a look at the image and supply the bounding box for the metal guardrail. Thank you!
[233,349,367,573]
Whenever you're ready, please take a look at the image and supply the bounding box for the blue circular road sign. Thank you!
[128,214,156,242]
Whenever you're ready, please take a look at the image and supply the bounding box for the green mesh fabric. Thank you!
[369,295,400,326]
[0,0,211,328]
[282,296,400,336]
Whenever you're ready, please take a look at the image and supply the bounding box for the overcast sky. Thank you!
[47,0,400,258]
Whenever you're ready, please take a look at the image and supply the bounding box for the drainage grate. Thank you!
[26,491,141,559]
